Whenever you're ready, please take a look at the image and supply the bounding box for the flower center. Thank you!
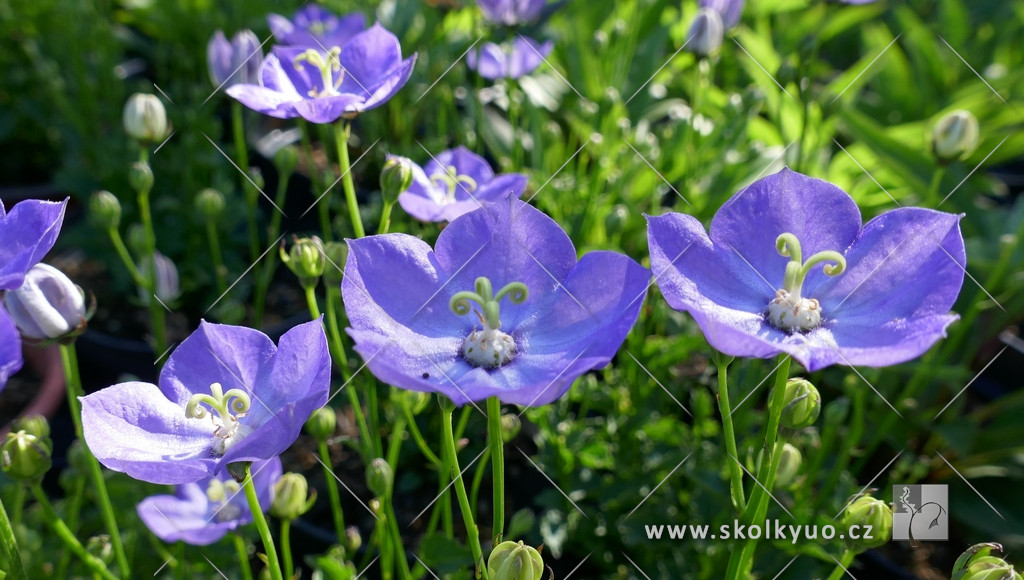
[293,48,344,98]
[450,276,528,368]
[206,478,243,522]
[430,166,478,204]
[186,383,253,456]
[766,232,846,333]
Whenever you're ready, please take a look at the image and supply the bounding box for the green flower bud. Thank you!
[321,241,348,287]
[274,145,300,178]
[128,161,154,194]
[11,415,50,440]
[775,443,802,489]
[953,543,1020,580]
[89,191,122,230]
[500,413,521,443]
[367,458,394,498]
[305,406,337,442]
[487,541,545,580]
[775,378,821,430]
[270,473,316,521]
[86,534,114,565]
[195,188,226,222]
[344,526,362,555]
[840,495,892,550]
[123,93,169,143]
[2,430,53,482]
[931,110,980,164]
[280,236,326,289]
[380,155,415,205]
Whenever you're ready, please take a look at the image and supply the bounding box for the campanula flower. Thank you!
[700,0,745,30]
[80,320,330,484]
[3,263,86,341]
[207,29,263,88]
[395,146,528,223]
[687,8,724,57]
[342,197,650,406]
[137,457,281,546]
[467,36,553,80]
[647,168,965,371]
[267,5,365,48]
[476,0,546,26]
[0,199,66,389]
[227,23,416,123]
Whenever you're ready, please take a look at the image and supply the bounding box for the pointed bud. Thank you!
[774,377,821,430]
[367,458,394,498]
[953,544,1020,580]
[321,241,348,287]
[775,443,802,489]
[500,414,521,443]
[2,429,53,482]
[274,145,300,178]
[380,155,415,205]
[123,93,169,143]
[840,495,891,550]
[305,406,337,442]
[195,188,226,222]
[271,473,316,521]
[128,161,154,194]
[488,541,545,580]
[281,236,326,289]
[344,526,362,555]
[932,110,979,163]
[3,264,87,341]
[89,191,121,230]
[687,8,724,58]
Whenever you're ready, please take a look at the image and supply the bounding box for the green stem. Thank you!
[55,475,86,579]
[377,201,395,235]
[253,169,292,327]
[233,534,254,580]
[135,174,167,358]
[11,486,23,529]
[825,549,856,580]
[335,121,365,239]
[817,387,865,510]
[104,227,146,287]
[0,495,26,580]
[280,520,293,580]
[318,440,347,543]
[383,495,412,580]
[400,403,442,468]
[325,286,373,463]
[232,101,261,269]
[367,383,384,461]
[487,397,505,543]
[726,356,791,579]
[205,221,228,294]
[243,463,283,580]
[440,403,488,579]
[176,541,186,580]
[304,286,321,319]
[469,450,491,520]
[60,344,130,578]
[30,485,118,580]
[927,166,946,206]
[716,361,746,512]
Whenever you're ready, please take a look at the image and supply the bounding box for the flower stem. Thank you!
[280,520,293,580]
[135,174,167,358]
[716,360,746,512]
[927,166,946,206]
[0,494,27,580]
[400,403,442,468]
[440,402,488,579]
[205,221,228,294]
[104,226,146,287]
[377,201,395,235]
[30,484,119,580]
[334,121,365,239]
[726,355,791,579]
[487,397,506,543]
[55,474,86,579]
[232,101,261,270]
[825,549,856,580]
[318,439,347,542]
[469,450,491,520]
[59,343,130,578]
[243,463,283,580]
[304,286,321,319]
[253,168,292,327]
[382,495,412,580]
[233,534,253,580]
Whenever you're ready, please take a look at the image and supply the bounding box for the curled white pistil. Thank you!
[766,233,846,333]
[451,277,528,368]
[186,383,252,456]
[430,166,478,204]
[293,47,344,98]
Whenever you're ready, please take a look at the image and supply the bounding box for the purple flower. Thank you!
[137,457,281,546]
[226,23,416,124]
[396,146,528,223]
[467,36,553,80]
[476,0,546,26]
[0,199,66,389]
[80,320,330,484]
[647,168,965,371]
[342,197,650,406]
[267,5,365,48]
[700,0,745,30]
[207,29,263,88]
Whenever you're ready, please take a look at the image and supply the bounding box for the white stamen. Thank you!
[767,290,822,332]
[462,327,517,368]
